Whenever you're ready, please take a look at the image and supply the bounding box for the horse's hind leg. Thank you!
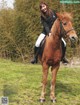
[40,63,49,102]
[50,64,60,102]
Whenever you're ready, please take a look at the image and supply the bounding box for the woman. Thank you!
[31,2,69,64]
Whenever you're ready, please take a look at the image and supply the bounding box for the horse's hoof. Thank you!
[39,99,45,103]
[51,98,56,103]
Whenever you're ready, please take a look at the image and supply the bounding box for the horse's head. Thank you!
[57,12,78,43]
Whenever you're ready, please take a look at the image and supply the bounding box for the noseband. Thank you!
[60,21,74,37]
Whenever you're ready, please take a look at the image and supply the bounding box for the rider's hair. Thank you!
[39,1,53,19]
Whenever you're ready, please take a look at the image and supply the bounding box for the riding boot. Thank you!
[61,41,69,64]
[31,46,39,64]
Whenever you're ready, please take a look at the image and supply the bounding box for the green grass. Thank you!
[0,59,80,105]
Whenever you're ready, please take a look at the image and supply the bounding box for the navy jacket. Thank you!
[41,11,57,35]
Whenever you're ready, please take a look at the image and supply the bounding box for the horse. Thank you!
[39,12,78,103]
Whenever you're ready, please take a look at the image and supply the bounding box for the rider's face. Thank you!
[41,4,47,13]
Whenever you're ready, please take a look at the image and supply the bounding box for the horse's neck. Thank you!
[51,19,61,39]
[49,19,62,47]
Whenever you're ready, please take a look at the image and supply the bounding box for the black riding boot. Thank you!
[61,41,69,64]
[31,46,39,64]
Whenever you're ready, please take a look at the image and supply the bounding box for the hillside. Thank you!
[0,0,80,62]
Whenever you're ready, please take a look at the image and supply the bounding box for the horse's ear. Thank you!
[56,13,63,21]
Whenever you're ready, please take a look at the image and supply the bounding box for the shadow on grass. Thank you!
[46,80,80,97]
[3,84,18,96]
[56,81,80,96]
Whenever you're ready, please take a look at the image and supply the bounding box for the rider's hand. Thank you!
[49,32,51,36]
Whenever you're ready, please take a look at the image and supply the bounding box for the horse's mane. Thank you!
[50,12,73,36]
[56,12,73,21]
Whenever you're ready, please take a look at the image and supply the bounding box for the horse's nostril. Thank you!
[72,37,74,38]
[70,36,75,41]
[72,37,75,40]
[70,35,77,41]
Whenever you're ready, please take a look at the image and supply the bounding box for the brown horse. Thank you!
[39,12,78,103]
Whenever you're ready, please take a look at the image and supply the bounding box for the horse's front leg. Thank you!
[50,64,60,103]
[40,62,49,102]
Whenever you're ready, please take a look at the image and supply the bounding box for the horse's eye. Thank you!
[63,22,67,25]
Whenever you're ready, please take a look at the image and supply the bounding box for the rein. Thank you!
[66,28,74,35]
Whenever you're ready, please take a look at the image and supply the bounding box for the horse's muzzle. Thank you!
[69,35,78,48]
[70,35,78,42]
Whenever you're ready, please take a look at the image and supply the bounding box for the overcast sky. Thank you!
[0,0,14,9]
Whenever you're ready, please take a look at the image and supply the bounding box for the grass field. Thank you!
[0,59,80,105]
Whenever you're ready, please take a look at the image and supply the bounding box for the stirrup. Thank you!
[62,58,69,64]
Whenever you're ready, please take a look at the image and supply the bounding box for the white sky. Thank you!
[0,0,14,9]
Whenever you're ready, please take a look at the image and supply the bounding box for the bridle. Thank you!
[60,21,74,37]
